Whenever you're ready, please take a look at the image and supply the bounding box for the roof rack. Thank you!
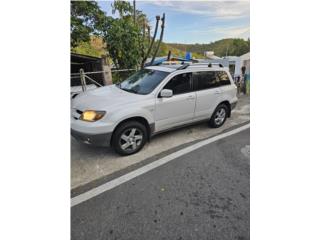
[176,62,223,70]
[176,63,190,70]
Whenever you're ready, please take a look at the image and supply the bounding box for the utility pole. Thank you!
[133,0,136,25]
[141,15,161,68]
[150,13,165,65]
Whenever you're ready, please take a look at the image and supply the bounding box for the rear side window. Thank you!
[216,71,231,86]
[193,71,231,91]
[193,71,218,90]
[163,73,192,95]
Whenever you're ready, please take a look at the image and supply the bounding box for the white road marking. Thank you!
[71,123,250,207]
[241,145,250,158]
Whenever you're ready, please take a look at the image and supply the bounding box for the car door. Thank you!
[154,72,196,132]
[215,70,236,101]
[193,71,222,120]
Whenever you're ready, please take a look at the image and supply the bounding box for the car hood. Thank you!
[72,85,147,111]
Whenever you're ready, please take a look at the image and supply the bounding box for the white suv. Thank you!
[71,63,238,155]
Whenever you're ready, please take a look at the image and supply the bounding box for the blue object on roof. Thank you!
[152,57,167,65]
[185,52,192,60]
[145,57,167,66]
[173,57,190,62]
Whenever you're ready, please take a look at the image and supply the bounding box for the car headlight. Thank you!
[80,110,106,122]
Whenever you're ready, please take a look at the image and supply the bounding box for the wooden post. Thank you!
[79,68,86,92]
[167,50,172,61]
[101,55,113,85]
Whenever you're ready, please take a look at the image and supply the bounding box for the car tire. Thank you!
[112,121,147,156]
[209,103,228,128]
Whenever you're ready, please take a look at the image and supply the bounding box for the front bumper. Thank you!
[231,101,237,110]
[71,129,112,147]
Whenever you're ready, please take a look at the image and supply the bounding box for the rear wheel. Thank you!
[209,104,228,128]
[112,121,147,156]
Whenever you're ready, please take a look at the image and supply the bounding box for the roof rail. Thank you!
[192,63,224,68]
[176,63,190,70]
[176,62,223,70]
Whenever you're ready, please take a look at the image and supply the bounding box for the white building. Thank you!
[240,52,250,74]
[224,56,241,77]
[224,52,250,78]
[204,51,221,59]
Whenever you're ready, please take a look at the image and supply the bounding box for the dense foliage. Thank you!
[104,18,142,69]
[71,36,106,57]
[103,0,149,69]
[71,1,107,48]
[151,41,203,59]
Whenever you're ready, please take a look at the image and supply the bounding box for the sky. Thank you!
[98,0,250,44]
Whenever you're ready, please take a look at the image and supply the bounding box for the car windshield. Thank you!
[117,69,170,95]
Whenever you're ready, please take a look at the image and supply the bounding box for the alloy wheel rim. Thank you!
[120,128,143,151]
[214,108,226,125]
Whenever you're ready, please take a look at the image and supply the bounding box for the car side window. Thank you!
[216,71,231,86]
[193,71,219,91]
[163,73,192,95]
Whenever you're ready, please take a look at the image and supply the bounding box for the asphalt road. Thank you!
[71,128,250,240]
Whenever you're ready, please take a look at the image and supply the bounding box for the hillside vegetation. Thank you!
[71,36,200,59]
[72,37,247,59]
[72,36,106,57]
[167,38,250,57]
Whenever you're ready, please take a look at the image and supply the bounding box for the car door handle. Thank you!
[186,95,195,100]
[213,89,221,94]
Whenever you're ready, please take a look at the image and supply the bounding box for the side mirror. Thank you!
[160,89,173,98]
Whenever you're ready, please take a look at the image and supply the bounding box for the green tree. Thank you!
[111,0,133,18]
[104,18,141,69]
[71,1,108,48]
[104,0,150,69]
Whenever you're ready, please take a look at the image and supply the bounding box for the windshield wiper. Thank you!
[122,88,138,94]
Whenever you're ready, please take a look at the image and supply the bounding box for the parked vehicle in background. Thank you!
[71,63,238,155]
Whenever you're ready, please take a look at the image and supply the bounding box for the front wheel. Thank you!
[209,104,228,128]
[112,121,147,156]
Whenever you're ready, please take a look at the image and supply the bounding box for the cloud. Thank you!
[143,0,250,20]
[189,25,250,39]
[137,0,250,43]
[214,25,250,38]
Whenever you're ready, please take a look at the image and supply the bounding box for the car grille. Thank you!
[72,108,82,120]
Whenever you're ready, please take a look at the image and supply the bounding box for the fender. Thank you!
[109,106,155,132]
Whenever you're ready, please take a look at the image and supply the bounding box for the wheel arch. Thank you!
[111,116,154,146]
[217,100,231,117]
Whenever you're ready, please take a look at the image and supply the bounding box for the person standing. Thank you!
[241,66,246,94]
